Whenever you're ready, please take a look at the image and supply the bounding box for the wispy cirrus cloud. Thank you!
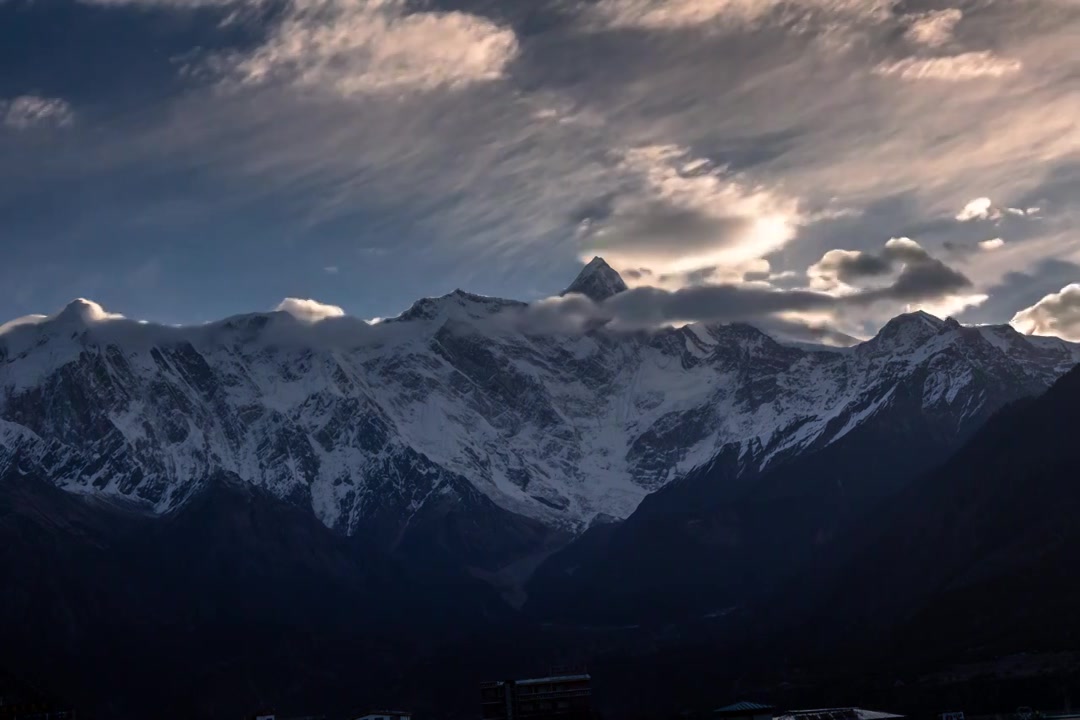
[874,51,1022,81]
[217,0,518,97]
[589,0,895,32]
[576,144,801,284]
[5,0,1080,340]
[79,0,238,5]
[1,95,73,129]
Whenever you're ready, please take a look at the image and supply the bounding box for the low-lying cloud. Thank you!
[1011,284,1080,341]
[275,297,346,322]
[518,240,975,332]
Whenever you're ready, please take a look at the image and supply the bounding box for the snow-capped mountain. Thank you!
[1,260,1077,539]
[561,256,629,302]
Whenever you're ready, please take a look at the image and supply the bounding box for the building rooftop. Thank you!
[515,674,591,686]
[716,702,777,714]
[776,708,903,720]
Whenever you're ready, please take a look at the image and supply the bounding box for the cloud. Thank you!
[807,236,968,294]
[1011,284,1080,341]
[274,297,346,322]
[0,314,49,336]
[323,265,339,274]
[752,315,861,347]
[956,197,997,222]
[0,299,126,337]
[955,197,1039,225]
[802,237,985,326]
[577,145,799,284]
[807,248,892,290]
[522,239,975,331]
[979,238,1005,251]
[961,257,1080,328]
[57,298,127,324]
[904,8,963,49]
[79,0,237,5]
[16,0,1079,342]
[1,96,74,129]
[590,0,894,31]
[874,51,1022,81]
[222,0,518,97]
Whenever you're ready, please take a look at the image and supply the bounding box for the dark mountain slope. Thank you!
[0,470,514,720]
[525,334,1058,626]
[813,363,1080,665]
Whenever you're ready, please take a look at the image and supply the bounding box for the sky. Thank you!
[1,0,1078,341]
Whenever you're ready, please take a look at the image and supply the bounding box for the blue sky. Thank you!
[2,0,1078,340]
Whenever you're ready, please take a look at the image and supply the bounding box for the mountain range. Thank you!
[2,259,1076,543]
[2,258,1080,718]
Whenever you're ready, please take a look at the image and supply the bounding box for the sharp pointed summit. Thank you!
[561,256,629,302]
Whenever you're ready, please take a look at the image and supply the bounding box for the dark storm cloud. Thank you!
[826,252,894,283]
[807,237,956,289]
[886,256,971,300]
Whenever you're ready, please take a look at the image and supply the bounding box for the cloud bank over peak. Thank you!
[1012,284,1080,341]
[275,297,346,322]
[0,299,126,338]
[523,240,981,334]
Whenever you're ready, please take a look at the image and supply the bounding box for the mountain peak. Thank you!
[862,310,949,353]
[881,310,947,333]
[390,289,525,324]
[561,256,628,302]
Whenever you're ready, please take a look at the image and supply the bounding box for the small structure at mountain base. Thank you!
[354,711,412,720]
[481,672,594,719]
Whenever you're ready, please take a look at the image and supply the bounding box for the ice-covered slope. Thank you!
[1,266,1078,537]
